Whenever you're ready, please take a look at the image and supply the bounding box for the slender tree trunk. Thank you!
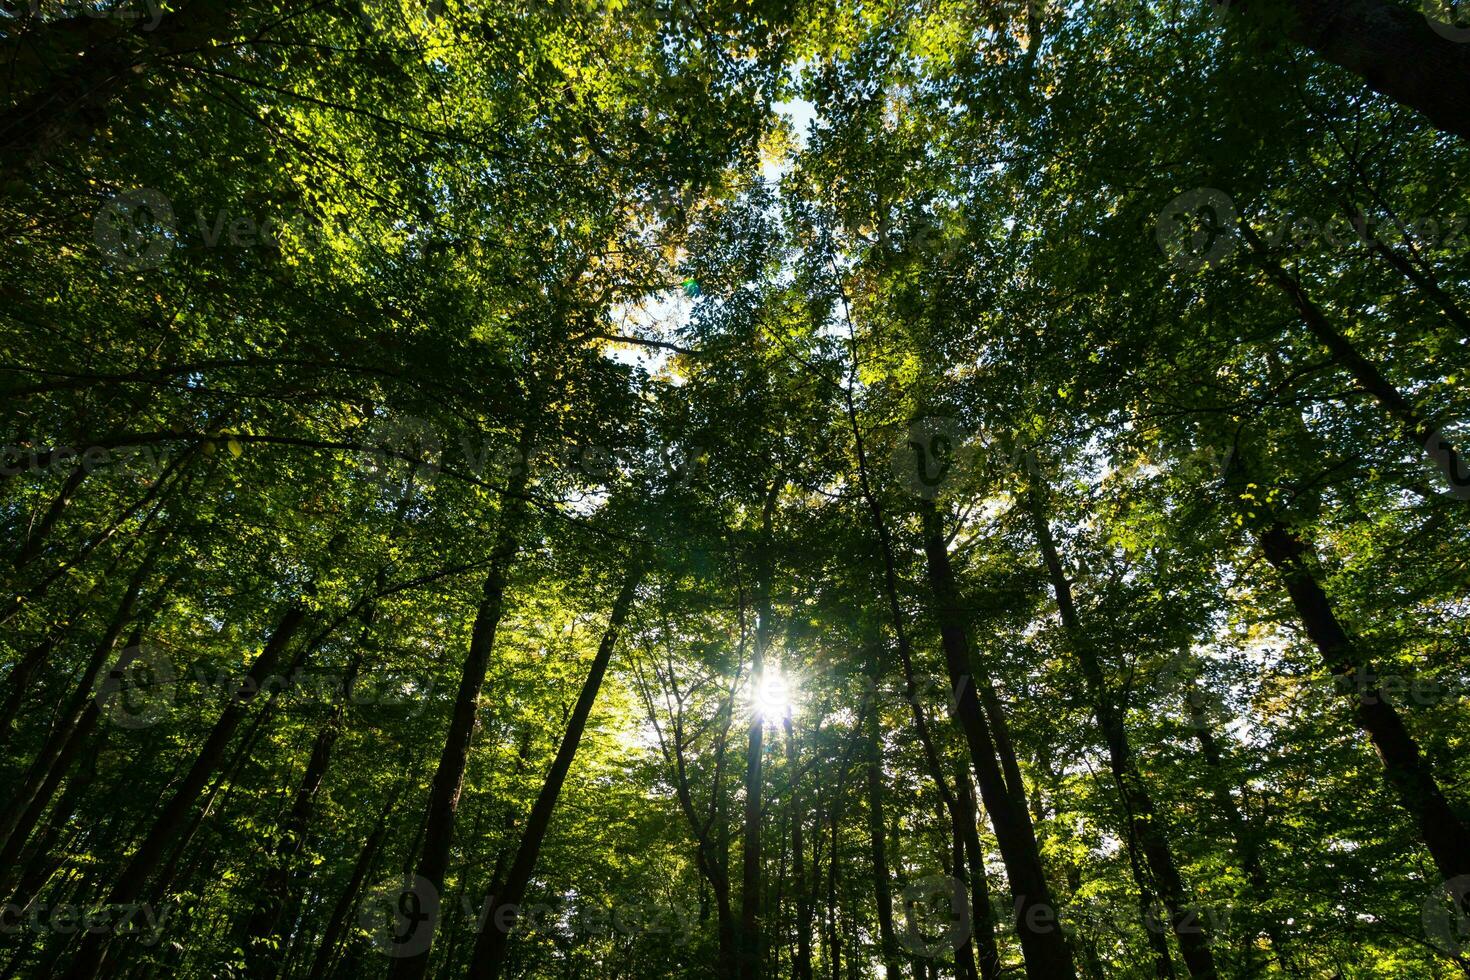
[60,605,308,980]
[1234,0,1470,144]
[242,627,370,976]
[0,636,58,744]
[1245,225,1468,499]
[1021,490,1217,977]
[739,487,778,980]
[1258,520,1470,892]
[0,544,160,859]
[469,564,643,979]
[917,500,1076,980]
[953,763,1002,980]
[307,805,394,980]
[1183,686,1296,975]
[13,463,87,570]
[1349,205,1470,342]
[947,797,981,980]
[864,698,904,980]
[826,795,840,980]
[1120,821,1178,979]
[786,711,814,980]
[2,734,96,909]
[388,436,533,980]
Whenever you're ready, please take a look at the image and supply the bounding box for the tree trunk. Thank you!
[786,712,814,980]
[864,697,904,980]
[917,500,1076,980]
[468,564,644,979]
[1245,225,1468,499]
[1183,685,1296,974]
[306,805,394,980]
[0,545,160,860]
[1022,489,1217,977]
[60,604,308,980]
[739,487,779,980]
[1258,520,1470,893]
[953,763,1003,980]
[1236,0,1470,144]
[388,437,532,980]
[13,463,87,569]
[242,624,370,976]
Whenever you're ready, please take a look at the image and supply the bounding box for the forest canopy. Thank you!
[2,1,1469,978]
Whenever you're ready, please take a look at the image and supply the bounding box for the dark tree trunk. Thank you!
[1259,520,1470,892]
[388,439,532,980]
[307,805,394,980]
[1245,225,1468,499]
[786,712,814,980]
[1022,490,1216,977]
[739,488,779,980]
[0,546,159,860]
[918,500,1076,980]
[60,605,308,980]
[242,627,369,976]
[13,463,87,569]
[953,763,1003,980]
[1236,0,1470,144]
[468,565,643,979]
[864,701,904,980]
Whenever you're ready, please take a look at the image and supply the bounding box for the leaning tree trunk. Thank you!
[388,433,533,980]
[59,604,308,980]
[917,500,1077,980]
[1244,224,1469,500]
[0,535,163,860]
[468,564,644,979]
[1233,0,1470,144]
[306,802,395,980]
[1021,489,1217,978]
[1258,520,1470,894]
[241,615,372,976]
